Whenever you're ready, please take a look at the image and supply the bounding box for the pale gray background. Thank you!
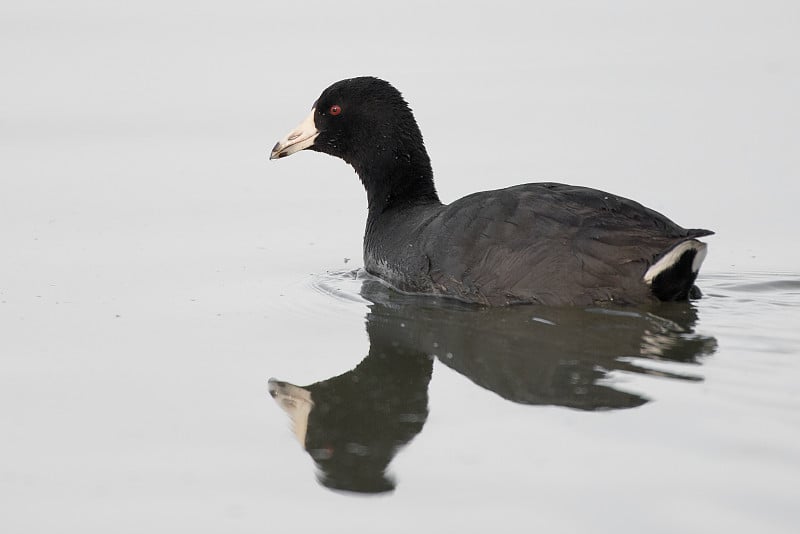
[2,1,799,533]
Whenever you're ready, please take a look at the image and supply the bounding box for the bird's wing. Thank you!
[422,183,707,305]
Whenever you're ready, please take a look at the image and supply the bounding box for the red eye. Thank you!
[329,105,342,116]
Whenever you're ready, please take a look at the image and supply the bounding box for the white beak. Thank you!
[268,378,314,446]
[270,108,319,160]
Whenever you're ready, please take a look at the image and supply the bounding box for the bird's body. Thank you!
[365,183,711,306]
[271,77,713,306]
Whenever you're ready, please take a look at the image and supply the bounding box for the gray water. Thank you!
[2,2,799,533]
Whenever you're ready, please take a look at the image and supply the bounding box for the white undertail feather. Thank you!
[644,240,708,284]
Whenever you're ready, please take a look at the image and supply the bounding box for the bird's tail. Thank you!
[644,240,708,301]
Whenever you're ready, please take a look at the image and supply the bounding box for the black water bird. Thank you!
[270,77,713,306]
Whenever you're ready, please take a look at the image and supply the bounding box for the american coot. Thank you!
[270,77,713,306]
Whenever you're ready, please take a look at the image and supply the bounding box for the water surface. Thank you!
[266,271,799,520]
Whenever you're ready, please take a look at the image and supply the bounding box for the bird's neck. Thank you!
[352,149,441,216]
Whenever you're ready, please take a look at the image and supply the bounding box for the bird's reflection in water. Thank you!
[269,345,431,493]
[269,277,717,494]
